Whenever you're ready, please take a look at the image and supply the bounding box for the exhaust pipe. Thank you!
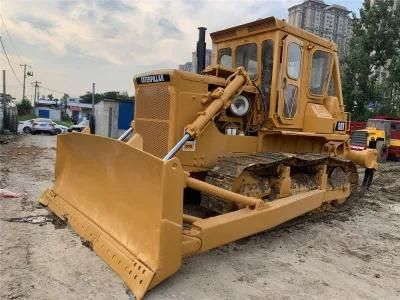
[196,27,207,74]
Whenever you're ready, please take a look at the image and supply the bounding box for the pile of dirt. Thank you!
[0,134,18,145]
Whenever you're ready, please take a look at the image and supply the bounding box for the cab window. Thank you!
[367,120,385,130]
[284,84,298,118]
[310,50,331,95]
[217,48,232,68]
[328,77,336,96]
[287,43,301,80]
[283,42,301,119]
[391,123,400,130]
[235,43,257,80]
[261,39,274,106]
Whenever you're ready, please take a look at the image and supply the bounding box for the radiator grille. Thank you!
[136,86,170,120]
[350,131,367,146]
[135,85,171,158]
[135,120,169,158]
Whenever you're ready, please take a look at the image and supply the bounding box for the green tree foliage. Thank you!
[342,0,400,120]
[79,91,104,104]
[79,91,134,103]
[61,93,69,101]
[16,99,33,115]
[61,93,69,105]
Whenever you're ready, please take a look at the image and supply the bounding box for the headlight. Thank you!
[230,95,250,117]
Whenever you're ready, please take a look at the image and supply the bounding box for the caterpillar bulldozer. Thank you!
[39,17,378,299]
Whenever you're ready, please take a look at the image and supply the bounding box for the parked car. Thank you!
[67,120,89,132]
[31,118,57,135]
[54,123,68,134]
[18,119,68,135]
[18,119,34,134]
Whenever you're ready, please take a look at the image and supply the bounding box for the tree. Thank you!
[102,91,132,100]
[59,93,69,120]
[48,94,54,100]
[60,93,69,107]
[78,91,134,103]
[17,99,32,115]
[79,91,103,104]
[61,93,69,102]
[342,0,400,120]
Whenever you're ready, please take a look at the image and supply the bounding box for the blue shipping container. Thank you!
[118,102,134,129]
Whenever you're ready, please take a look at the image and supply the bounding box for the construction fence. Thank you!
[1,104,17,133]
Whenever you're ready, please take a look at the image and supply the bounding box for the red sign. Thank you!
[70,106,81,111]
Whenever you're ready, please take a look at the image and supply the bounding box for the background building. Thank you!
[288,0,352,60]
[33,98,61,121]
[34,107,61,121]
[66,98,92,122]
[178,62,193,72]
[192,49,212,72]
[94,99,134,138]
[178,49,212,72]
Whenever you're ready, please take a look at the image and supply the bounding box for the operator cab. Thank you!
[206,17,347,135]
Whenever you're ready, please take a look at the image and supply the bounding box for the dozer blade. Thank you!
[39,133,185,299]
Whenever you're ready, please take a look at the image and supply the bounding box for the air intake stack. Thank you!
[196,27,207,74]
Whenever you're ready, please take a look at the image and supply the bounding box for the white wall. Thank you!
[49,109,61,121]
[94,100,121,138]
[34,107,61,121]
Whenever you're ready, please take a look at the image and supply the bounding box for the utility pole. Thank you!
[91,83,95,134]
[20,64,32,101]
[32,80,41,107]
[92,83,95,113]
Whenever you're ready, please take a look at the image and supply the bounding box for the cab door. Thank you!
[277,35,304,127]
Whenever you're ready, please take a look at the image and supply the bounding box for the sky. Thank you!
[0,0,363,101]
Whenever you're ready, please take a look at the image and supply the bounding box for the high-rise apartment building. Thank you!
[178,62,193,72]
[288,0,352,60]
[192,49,212,73]
[178,49,212,73]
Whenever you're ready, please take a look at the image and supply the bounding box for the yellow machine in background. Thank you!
[40,17,378,299]
[351,117,400,162]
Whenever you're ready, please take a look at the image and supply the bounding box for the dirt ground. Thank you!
[0,134,399,300]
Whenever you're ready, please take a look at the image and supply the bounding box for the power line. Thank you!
[0,16,70,100]
[0,14,23,64]
[41,85,67,95]
[0,36,22,86]
[0,20,68,100]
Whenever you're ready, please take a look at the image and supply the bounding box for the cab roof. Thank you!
[210,16,337,51]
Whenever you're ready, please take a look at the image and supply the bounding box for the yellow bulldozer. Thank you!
[39,17,378,299]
